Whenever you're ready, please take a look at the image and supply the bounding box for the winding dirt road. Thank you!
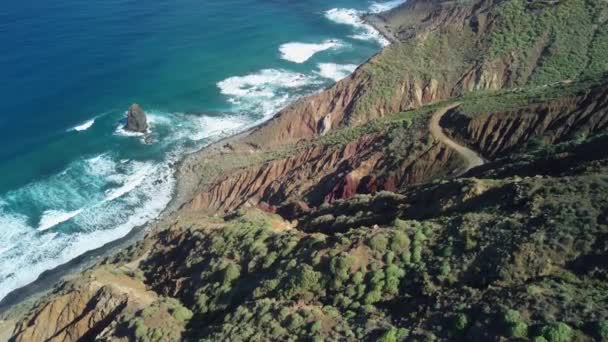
[429,104,485,174]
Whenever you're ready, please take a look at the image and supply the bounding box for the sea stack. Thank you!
[125,103,148,133]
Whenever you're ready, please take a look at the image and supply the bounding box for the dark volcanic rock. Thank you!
[125,103,148,133]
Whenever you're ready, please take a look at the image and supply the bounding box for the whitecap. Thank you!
[324,8,390,46]
[217,69,321,117]
[316,63,358,82]
[114,124,146,137]
[103,162,154,202]
[70,119,95,132]
[190,114,249,141]
[369,0,407,13]
[37,209,83,231]
[85,154,117,177]
[279,40,343,63]
[0,156,175,300]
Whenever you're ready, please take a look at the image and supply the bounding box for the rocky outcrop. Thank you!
[185,123,462,213]
[125,103,148,133]
[10,268,156,342]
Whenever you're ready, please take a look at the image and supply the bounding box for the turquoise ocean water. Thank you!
[0,0,405,299]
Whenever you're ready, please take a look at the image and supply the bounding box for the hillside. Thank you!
[2,0,608,341]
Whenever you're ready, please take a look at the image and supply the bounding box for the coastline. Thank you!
[0,5,401,320]
[362,13,399,44]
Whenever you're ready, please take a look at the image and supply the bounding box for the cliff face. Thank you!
[10,268,156,342]
[186,128,460,213]
[443,81,608,158]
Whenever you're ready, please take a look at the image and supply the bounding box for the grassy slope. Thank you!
[135,133,608,342]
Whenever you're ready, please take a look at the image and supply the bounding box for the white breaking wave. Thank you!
[369,0,407,13]
[70,119,95,132]
[103,162,154,202]
[0,155,174,300]
[114,124,146,137]
[37,209,84,231]
[324,8,389,46]
[191,114,249,141]
[316,63,358,82]
[85,154,117,178]
[218,69,314,97]
[279,40,343,63]
[217,69,321,117]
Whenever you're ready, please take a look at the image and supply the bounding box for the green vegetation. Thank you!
[458,76,607,116]
[127,297,192,342]
[502,309,528,338]
[538,322,574,342]
[490,0,607,84]
[135,129,608,340]
[352,29,476,122]
[9,0,608,341]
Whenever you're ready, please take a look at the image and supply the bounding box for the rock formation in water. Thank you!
[125,103,148,133]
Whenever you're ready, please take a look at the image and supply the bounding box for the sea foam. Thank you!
[279,40,343,63]
[0,155,174,300]
[324,7,389,46]
[369,0,407,13]
[70,119,95,132]
[217,69,321,117]
[191,114,249,141]
[316,63,358,82]
[37,209,83,231]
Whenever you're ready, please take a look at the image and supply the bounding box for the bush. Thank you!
[596,320,608,340]
[222,261,241,285]
[330,254,356,281]
[370,234,389,252]
[503,309,528,338]
[285,265,324,299]
[539,322,573,342]
[391,230,410,252]
[453,313,469,331]
[384,265,405,295]
[378,327,399,342]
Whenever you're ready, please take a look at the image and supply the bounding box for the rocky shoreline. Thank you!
[0,4,398,319]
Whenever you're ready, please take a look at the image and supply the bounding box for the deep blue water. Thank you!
[0,0,405,299]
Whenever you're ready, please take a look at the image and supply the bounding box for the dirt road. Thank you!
[430,104,484,174]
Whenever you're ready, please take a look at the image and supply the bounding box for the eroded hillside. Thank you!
[3,0,608,341]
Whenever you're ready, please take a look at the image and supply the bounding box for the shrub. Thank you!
[310,321,322,333]
[393,218,409,230]
[509,322,529,338]
[539,322,573,342]
[385,265,405,295]
[412,246,423,264]
[385,251,395,265]
[503,309,528,338]
[391,230,411,254]
[596,320,608,340]
[378,328,399,342]
[364,289,382,304]
[370,233,389,252]
[353,272,364,284]
[453,313,469,331]
[330,254,356,281]
[222,261,241,285]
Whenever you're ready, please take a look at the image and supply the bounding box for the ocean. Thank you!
[0,0,405,300]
